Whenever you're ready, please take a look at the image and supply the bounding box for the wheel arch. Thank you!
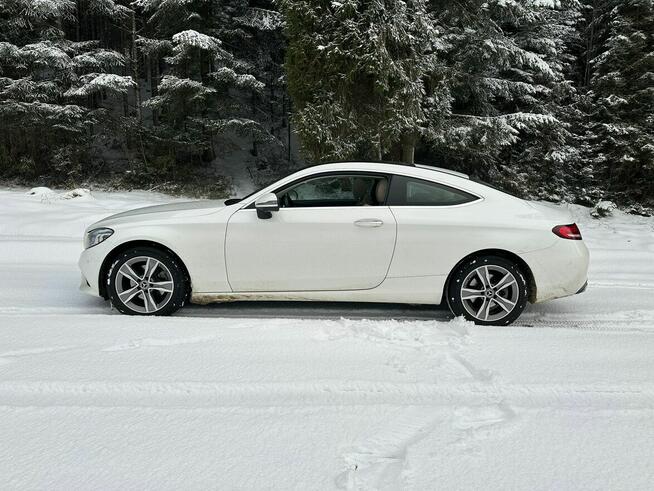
[441,248,537,305]
[98,240,192,300]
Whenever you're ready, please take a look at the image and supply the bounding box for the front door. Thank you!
[225,173,397,292]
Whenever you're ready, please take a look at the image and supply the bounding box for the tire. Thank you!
[447,255,528,326]
[107,246,188,316]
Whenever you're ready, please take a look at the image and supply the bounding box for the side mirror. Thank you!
[254,192,279,219]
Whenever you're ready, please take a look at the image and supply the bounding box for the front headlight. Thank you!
[84,228,114,249]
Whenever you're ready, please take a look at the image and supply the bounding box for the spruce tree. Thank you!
[280,0,439,162]
[0,0,131,180]
[133,0,276,170]
[425,0,581,199]
[588,0,654,204]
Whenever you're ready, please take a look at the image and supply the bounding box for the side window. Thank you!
[277,174,389,208]
[387,175,478,206]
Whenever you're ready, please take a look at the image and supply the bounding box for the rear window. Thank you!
[387,175,478,206]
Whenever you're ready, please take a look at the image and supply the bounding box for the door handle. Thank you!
[354,218,384,228]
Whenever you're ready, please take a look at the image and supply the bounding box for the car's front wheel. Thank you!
[107,246,188,316]
[447,255,528,326]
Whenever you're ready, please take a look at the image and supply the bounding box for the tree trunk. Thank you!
[401,133,415,164]
[287,113,292,163]
[374,131,382,161]
[584,1,597,87]
[131,11,142,122]
[151,57,160,126]
[76,0,81,41]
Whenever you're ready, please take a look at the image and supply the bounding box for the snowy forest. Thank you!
[0,0,652,206]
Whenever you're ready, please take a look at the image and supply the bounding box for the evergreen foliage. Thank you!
[280,0,653,205]
[0,0,651,204]
[0,0,287,192]
[587,0,654,203]
[280,0,439,162]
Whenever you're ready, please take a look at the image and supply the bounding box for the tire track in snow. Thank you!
[589,280,654,290]
[517,318,654,332]
[0,345,82,365]
[1,381,653,409]
[101,334,224,352]
[518,308,654,331]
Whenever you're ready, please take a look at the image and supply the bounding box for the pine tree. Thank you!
[280,0,440,163]
[133,0,277,170]
[0,0,286,188]
[587,0,654,204]
[508,0,591,202]
[231,3,289,170]
[424,0,583,199]
[0,0,130,179]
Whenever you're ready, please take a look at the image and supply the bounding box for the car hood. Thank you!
[88,200,225,230]
[107,200,224,219]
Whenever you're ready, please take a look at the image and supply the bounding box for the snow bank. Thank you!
[27,187,93,202]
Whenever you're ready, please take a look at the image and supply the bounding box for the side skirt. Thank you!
[191,275,446,306]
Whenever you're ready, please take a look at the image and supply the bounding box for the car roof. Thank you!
[413,164,469,179]
[316,161,470,179]
[298,161,477,189]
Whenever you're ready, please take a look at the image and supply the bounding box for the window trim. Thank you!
[245,171,393,209]
[386,175,483,208]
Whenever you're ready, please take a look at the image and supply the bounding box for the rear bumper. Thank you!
[520,239,590,303]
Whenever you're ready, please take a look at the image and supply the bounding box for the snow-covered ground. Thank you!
[0,187,653,490]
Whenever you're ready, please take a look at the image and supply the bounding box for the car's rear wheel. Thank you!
[107,246,188,316]
[447,255,528,326]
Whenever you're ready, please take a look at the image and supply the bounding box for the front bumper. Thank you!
[79,273,97,296]
[78,239,115,298]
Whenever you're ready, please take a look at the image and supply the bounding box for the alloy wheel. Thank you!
[115,256,175,314]
[459,265,519,323]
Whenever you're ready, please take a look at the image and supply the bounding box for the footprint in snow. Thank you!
[335,408,441,490]
[448,403,518,455]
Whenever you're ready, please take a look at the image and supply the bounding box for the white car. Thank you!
[79,162,589,325]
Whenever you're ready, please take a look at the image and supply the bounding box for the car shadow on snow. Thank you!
[179,301,453,321]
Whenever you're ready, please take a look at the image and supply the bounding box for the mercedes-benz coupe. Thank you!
[79,162,589,325]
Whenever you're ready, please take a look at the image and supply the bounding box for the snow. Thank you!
[0,187,653,489]
[150,75,216,101]
[20,41,72,69]
[211,67,265,91]
[71,50,127,70]
[65,73,136,97]
[172,30,222,51]
[235,8,284,31]
[26,0,76,20]
[591,200,617,218]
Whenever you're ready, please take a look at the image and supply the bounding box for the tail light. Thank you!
[552,223,582,240]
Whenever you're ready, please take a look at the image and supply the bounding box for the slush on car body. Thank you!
[79,162,589,325]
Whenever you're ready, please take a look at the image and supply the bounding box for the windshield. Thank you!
[225,181,272,205]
